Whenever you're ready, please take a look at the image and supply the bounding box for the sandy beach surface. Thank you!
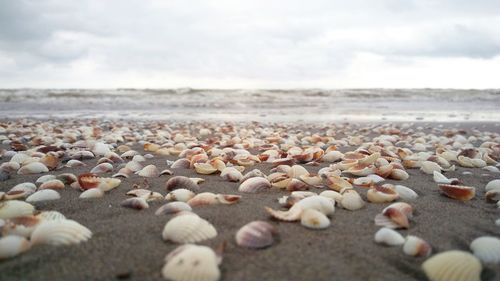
[0,119,499,281]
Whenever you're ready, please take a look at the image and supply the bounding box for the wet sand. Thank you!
[0,121,499,281]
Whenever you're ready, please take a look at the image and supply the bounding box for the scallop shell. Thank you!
[394,185,418,200]
[77,173,101,190]
[170,158,191,169]
[1,162,20,172]
[340,189,365,211]
[17,162,49,174]
[165,189,196,202]
[485,179,500,191]
[90,163,113,174]
[162,244,220,281]
[422,250,481,281]
[0,235,31,260]
[30,219,92,246]
[39,179,65,190]
[121,197,149,210]
[0,201,35,219]
[238,177,271,193]
[300,209,330,230]
[438,184,475,201]
[26,190,61,202]
[162,213,217,243]
[36,210,66,221]
[137,164,160,177]
[403,235,432,257]
[155,202,193,215]
[374,228,405,246]
[165,176,200,192]
[470,236,500,264]
[79,188,105,199]
[235,221,278,249]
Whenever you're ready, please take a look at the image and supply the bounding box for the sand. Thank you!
[0,121,499,281]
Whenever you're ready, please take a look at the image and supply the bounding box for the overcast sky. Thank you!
[1,0,500,88]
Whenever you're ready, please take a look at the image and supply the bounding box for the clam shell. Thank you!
[7,183,37,199]
[287,165,309,179]
[394,185,418,200]
[296,196,335,216]
[485,179,500,191]
[17,162,49,175]
[170,158,191,169]
[79,188,105,199]
[97,178,121,192]
[241,169,266,183]
[340,190,365,211]
[137,164,160,177]
[187,192,218,207]
[121,197,149,210]
[325,175,352,192]
[238,177,271,193]
[36,210,66,221]
[1,216,41,237]
[422,250,481,281]
[160,169,173,176]
[194,163,218,175]
[56,173,77,185]
[438,184,475,201]
[26,190,61,202]
[78,173,101,190]
[162,213,217,243]
[36,175,56,184]
[374,228,405,246]
[235,221,278,249]
[30,219,92,246]
[367,184,399,203]
[300,209,330,229]
[0,235,31,260]
[90,163,113,174]
[470,236,500,264]
[403,235,432,257]
[374,202,413,229]
[65,159,86,168]
[0,201,35,219]
[420,161,442,175]
[125,160,143,172]
[162,244,220,281]
[38,179,65,190]
[155,202,192,215]
[165,176,200,192]
[220,167,243,182]
[165,189,196,202]
[388,169,409,180]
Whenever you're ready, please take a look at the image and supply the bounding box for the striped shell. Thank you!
[422,250,481,281]
[30,220,92,246]
[162,244,220,281]
[162,213,217,243]
[235,221,278,249]
[238,177,271,193]
[470,236,500,264]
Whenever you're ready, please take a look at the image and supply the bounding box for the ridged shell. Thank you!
[162,213,217,243]
[26,190,61,202]
[485,179,500,191]
[470,236,500,264]
[340,190,365,211]
[17,162,49,174]
[36,211,66,221]
[300,209,330,229]
[403,235,431,257]
[374,228,405,246]
[0,201,35,219]
[0,235,31,260]
[137,164,160,177]
[162,244,220,281]
[165,189,196,202]
[235,221,278,249]
[78,173,101,190]
[155,202,192,215]
[90,163,113,174]
[238,177,271,193]
[1,216,41,237]
[422,250,481,281]
[165,176,200,192]
[30,220,92,246]
[170,158,191,169]
[125,160,143,172]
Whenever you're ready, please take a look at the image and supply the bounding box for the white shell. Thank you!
[394,185,418,200]
[403,235,431,257]
[162,244,220,281]
[470,236,500,264]
[155,202,192,215]
[136,164,159,177]
[162,213,217,243]
[485,179,500,191]
[235,221,278,249]
[300,209,330,229]
[374,228,405,246]
[79,188,105,199]
[238,177,271,193]
[30,220,92,246]
[432,171,451,184]
[296,196,335,216]
[420,161,442,175]
[0,201,35,219]
[422,250,481,281]
[165,189,196,202]
[17,162,49,174]
[319,190,343,204]
[36,175,56,183]
[37,211,66,221]
[340,190,365,211]
[0,235,31,260]
[26,189,61,202]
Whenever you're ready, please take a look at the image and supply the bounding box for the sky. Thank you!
[0,0,500,89]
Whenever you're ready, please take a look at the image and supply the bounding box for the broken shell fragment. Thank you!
[438,184,475,201]
[235,221,278,249]
[374,202,413,229]
[162,244,220,281]
[374,228,405,246]
[422,250,481,281]
[162,213,217,243]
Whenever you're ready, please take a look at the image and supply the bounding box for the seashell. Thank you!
[112,167,132,178]
[235,221,278,249]
[319,190,343,204]
[39,179,65,190]
[160,169,173,176]
[287,165,309,179]
[97,178,121,192]
[65,159,86,168]
[374,202,413,229]
[325,175,352,192]
[375,164,394,178]
[165,189,196,202]
[132,154,147,163]
[286,178,309,191]
[1,162,20,173]
[194,163,218,175]
[485,179,500,191]
[438,184,475,201]
[0,201,35,219]
[420,161,442,175]
[93,142,111,156]
[322,151,344,163]
[162,244,220,281]
[220,167,243,182]
[144,142,160,152]
[170,158,191,169]
[36,210,66,221]
[30,219,92,246]
[10,153,30,164]
[79,188,105,199]
[155,202,192,215]
[367,184,399,203]
[264,204,304,222]
[241,169,266,183]
[238,177,271,193]
[165,176,200,192]
[121,197,149,210]
[120,150,139,159]
[1,215,41,238]
[0,235,31,260]
[403,235,432,257]
[8,182,37,198]
[346,164,376,176]
[215,194,241,205]
[300,209,330,230]
[374,227,405,246]
[432,171,452,184]
[162,213,217,243]
[470,236,500,264]
[483,166,500,173]
[394,185,418,200]
[422,250,481,281]
[90,163,113,174]
[125,160,143,172]
[70,150,95,160]
[17,162,49,174]
[296,195,335,216]
[190,177,205,185]
[340,189,365,211]
[26,190,61,202]
[299,174,323,187]
[388,169,409,180]
[36,174,56,184]
[105,152,124,163]
[77,173,101,190]
[136,164,160,177]
[358,152,380,165]
[485,189,500,203]
[40,154,59,170]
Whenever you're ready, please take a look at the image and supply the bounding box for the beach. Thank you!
[0,119,499,281]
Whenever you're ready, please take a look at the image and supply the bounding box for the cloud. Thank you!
[0,0,499,88]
